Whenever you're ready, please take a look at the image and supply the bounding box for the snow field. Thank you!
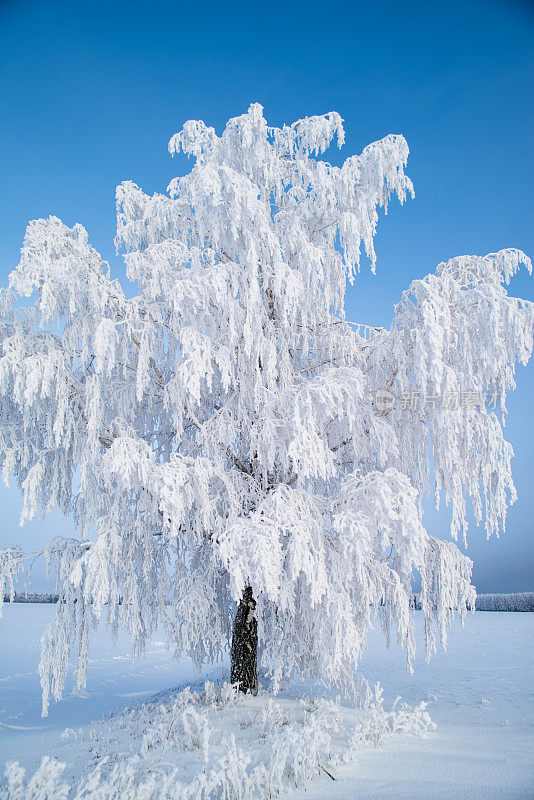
[0,605,533,799]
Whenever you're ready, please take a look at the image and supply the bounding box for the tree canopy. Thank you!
[0,104,532,715]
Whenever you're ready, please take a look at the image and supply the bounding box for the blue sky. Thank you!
[0,0,533,591]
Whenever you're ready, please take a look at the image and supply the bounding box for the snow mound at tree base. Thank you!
[1,682,435,800]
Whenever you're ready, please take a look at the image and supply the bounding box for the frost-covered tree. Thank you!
[0,104,532,714]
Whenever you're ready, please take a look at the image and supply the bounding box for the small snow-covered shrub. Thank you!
[1,758,69,800]
[0,682,435,800]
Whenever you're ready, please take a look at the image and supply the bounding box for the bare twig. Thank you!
[318,764,336,780]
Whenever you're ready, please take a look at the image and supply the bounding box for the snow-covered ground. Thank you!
[0,604,532,799]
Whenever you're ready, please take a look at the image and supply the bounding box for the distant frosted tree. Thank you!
[0,104,532,714]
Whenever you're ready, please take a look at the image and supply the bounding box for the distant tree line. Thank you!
[471,592,534,611]
[3,592,59,603]
[411,592,534,612]
[4,592,533,611]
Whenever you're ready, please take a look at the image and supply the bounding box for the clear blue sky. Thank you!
[0,0,532,591]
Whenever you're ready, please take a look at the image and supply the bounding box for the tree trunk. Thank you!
[230,586,258,694]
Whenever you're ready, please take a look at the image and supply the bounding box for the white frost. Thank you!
[0,104,531,715]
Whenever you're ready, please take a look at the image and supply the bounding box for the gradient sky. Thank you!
[0,0,533,592]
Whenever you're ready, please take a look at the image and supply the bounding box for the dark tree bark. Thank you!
[230,586,258,694]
